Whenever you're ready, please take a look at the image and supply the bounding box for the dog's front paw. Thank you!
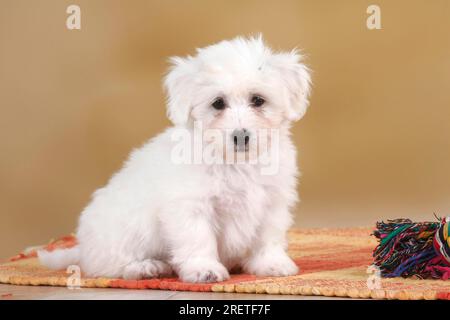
[244,252,299,277]
[178,258,230,283]
[123,259,173,280]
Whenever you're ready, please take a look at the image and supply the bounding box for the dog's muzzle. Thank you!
[231,129,250,152]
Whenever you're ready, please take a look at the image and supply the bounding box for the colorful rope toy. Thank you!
[373,216,450,280]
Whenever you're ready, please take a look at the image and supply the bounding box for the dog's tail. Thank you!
[37,246,80,270]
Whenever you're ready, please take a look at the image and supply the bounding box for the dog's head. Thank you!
[164,35,311,159]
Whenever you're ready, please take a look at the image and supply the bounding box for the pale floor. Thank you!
[0,284,344,300]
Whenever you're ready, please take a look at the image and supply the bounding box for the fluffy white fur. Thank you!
[38,35,312,283]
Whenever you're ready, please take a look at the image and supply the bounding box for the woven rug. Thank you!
[1,228,450,299]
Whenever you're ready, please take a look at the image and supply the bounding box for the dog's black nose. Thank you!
[232,129,250,150]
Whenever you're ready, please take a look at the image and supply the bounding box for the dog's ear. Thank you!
[163,56,196,126]
[269,51,312,121]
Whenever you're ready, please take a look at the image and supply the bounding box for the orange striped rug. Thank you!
[1,228,450,299]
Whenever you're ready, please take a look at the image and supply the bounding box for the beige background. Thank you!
[1,0,450,258]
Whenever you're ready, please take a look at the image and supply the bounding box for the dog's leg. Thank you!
[243,205,298,277]
[162,201,230,283]
[122,259,173,280]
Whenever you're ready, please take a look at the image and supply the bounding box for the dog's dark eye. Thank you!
[251,95,265,107]
[212,98,226,110]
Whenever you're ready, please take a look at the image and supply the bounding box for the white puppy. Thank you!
[38,35,311,283]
